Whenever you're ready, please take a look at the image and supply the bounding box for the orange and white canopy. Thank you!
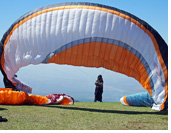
[0,2,167,110]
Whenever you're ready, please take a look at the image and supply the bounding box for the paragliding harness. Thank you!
[1,70,19,91]
[0,116,8,122]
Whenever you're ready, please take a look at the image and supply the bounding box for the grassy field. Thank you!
[0,102,168,130]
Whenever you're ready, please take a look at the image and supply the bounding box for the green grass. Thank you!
[0,102,168,130]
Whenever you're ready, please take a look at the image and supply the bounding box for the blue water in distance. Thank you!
[0,64,146,102]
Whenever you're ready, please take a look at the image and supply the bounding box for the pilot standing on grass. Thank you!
[94,75,103,102]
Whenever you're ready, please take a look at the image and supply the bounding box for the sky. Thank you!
[0,0,168,102]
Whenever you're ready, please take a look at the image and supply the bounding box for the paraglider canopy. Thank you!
[0,2,168,111]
